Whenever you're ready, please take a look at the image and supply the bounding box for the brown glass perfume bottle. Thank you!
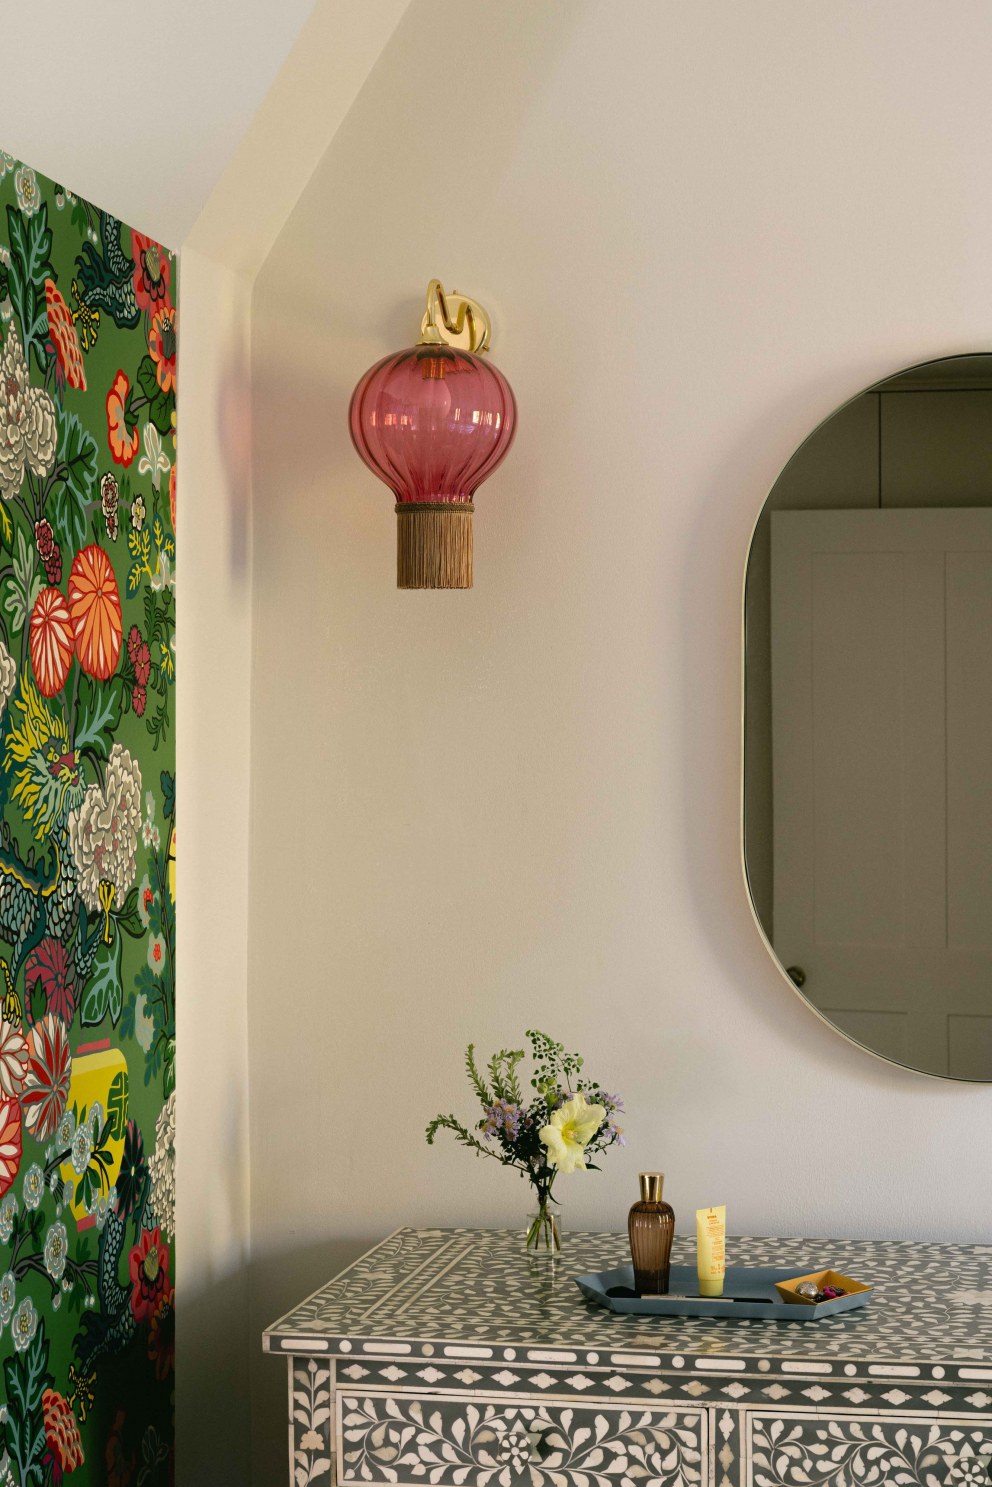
[628,1172,675,1295]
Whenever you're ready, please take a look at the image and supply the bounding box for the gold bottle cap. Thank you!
[638,1172,664,1203]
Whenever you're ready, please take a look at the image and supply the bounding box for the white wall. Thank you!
[172,8,423,1477]
[0,0,319,245]
[248,1,992,1479]
[176,249,253,1486]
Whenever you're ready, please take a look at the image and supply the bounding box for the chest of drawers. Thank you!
[264,1228,992,1486]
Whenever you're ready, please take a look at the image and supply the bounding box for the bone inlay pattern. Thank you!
[330,1358,992,1416]
[267,1230,992,1487]
[745,1412,992,1487]
[338,1396,708,1487]
[266,1228,992,1368]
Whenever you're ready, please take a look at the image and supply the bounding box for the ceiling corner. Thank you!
[184,0,415,282]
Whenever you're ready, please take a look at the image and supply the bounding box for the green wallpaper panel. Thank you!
[0,153,175,1485]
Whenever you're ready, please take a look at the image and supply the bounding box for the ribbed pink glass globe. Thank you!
[349,344,517,505]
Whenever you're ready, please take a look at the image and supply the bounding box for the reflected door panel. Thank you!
[947,551,992,951]
[770,509,992,1077]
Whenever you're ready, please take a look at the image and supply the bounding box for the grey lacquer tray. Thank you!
[575,1264,872,1321]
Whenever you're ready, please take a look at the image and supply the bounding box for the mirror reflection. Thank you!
[744,354,992,1081]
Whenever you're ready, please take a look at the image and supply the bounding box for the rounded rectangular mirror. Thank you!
[744,353,992,1081]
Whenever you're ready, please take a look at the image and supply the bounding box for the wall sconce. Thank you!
[349,280,517,589]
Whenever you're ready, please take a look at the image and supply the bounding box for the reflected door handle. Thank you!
[786,966,806,988]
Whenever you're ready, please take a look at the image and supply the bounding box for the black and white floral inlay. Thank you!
[268,1230,992,1487]
[266,1228,992,1369]
[338,1396,706,1487]
[292,1358,333,1486]
[749,1415,992,1487]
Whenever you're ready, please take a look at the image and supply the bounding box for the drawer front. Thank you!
[746,1411,992,1486]
[338,1392,708,1487]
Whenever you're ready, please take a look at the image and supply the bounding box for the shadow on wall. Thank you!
[176,246,254,1485]
[252,1237,375,1486]
[246,5,594,1484]
[218,339,253,585]
[174,1271,249,1486]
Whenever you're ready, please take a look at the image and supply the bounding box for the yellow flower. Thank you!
[539,1093,606,1174]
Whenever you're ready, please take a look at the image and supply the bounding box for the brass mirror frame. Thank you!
[740,350,992,1084]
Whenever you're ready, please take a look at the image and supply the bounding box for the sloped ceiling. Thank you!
[0,0,383,251]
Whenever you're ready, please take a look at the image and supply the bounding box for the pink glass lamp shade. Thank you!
[349,284,517,588]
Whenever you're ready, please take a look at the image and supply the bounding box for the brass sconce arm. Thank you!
[419,278,492,354]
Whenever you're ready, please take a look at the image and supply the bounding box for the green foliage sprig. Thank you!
[427,1030,625,1216]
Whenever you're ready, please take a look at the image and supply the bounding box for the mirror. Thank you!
[744,353,992,1081]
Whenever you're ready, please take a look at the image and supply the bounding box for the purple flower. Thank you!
[482,1099,527,1142]
[601,1091,625,1114]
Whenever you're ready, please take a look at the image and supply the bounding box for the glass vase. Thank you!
[525,1201,562,1256]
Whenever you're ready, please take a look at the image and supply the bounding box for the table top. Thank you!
[263,1227,992,1372]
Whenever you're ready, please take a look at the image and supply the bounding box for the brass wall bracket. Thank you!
[418,278,492,354]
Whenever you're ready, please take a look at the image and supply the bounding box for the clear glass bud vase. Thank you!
[525,1200,562,1256]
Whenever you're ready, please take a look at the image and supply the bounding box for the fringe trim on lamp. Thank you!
[395,503,474,589]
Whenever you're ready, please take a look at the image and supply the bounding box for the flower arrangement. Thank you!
[426,1030,624,1252]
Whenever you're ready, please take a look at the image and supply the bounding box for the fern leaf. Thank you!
[464,1044,492,1108]
[487,1048,524,1103]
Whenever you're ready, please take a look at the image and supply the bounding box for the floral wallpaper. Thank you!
[0,153,175,1486]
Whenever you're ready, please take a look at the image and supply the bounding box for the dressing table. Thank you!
[264,1227,992,1486]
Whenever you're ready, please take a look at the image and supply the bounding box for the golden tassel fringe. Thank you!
[396,503,474,589]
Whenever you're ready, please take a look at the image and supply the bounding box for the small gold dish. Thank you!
[775,1268,872,1306]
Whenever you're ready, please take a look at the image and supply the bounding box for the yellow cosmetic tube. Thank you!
[696,1206,726,1297]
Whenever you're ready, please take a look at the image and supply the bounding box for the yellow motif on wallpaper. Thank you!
[59,1042,129,1227]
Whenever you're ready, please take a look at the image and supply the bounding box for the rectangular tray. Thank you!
[574,1264,873,1321]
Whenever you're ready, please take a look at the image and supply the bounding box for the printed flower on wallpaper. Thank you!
[0,154,175,1486]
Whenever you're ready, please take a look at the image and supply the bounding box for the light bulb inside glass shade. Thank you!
[349,344,517,505]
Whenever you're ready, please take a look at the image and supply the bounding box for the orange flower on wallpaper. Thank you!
[45,279,86,392]
[29,586,74,697]
[106,371,138,466]
[0,1096,22,1199]
[68,545,123,682]
[147,303,177,394]
[42,1389,84,1475]
[131,230,172,313]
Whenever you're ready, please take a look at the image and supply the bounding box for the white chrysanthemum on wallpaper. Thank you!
[68,742,143,911]
[0,323,57,501]
[149,1090,175,1241]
